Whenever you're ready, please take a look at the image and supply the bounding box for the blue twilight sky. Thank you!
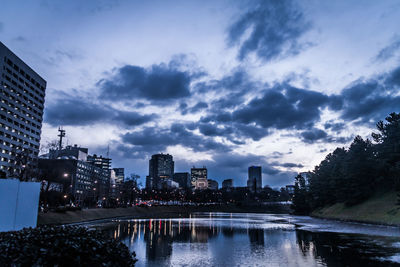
[1,0,400,188]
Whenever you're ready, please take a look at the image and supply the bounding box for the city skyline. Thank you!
[1,0,400,187]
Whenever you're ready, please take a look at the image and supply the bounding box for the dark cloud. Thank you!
[179,101,208,115]
[44,93,157,127]
[114,111,157,127]
[99,62,191,103]
[121,124,232,155]
[196,83,342,143]
[324,121,346,132]
[44,98,109,126]
[300,128,353,144]
[279,162,304,168]
[375,36,400,61]
[227,0,311,62]
[339,74,400,123]
[386,65,400,87]
[232,85,332,130]
[300,128,328,143]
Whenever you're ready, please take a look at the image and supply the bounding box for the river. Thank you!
[87,212,400,266]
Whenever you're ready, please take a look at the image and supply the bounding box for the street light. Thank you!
[63,173,69,178]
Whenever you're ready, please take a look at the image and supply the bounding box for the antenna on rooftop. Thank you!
[106,143,110,158]
[58,127,66,150]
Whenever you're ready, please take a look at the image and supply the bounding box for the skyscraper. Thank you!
[191,166,208,190]
[0,42,46,177]
[147,153,174,189]
[113,167,125,184]
[247,166,262,192]
[173,172,190,189]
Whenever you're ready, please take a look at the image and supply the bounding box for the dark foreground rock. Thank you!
[0,226,137,266]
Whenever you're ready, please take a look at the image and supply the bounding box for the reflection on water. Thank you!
[100,213,400,266]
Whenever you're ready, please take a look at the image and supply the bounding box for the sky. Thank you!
[1,0,400,188]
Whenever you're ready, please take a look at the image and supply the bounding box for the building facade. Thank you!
[147,153,174,189]
[38,158,110,205]
[191,166,208,190]
[87,154,111,171]
[208,179,218,190]
[222,179,233,190]
[0,42,46,177]
[247,166,262,192]
[113,167,125,184]
[173,172,190,189]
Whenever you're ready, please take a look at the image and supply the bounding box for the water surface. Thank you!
[94,213,400,266]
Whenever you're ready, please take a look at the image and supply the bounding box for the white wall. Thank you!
[0,179,40,232]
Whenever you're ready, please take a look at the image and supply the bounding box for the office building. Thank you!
[113,167,125,184]
[173,172,190,189]
[247,166,262,192]
[38,158,110,205]
[0,42,46,177]
[87,154,111,171]
[222,179,233,190]
[147,153,174,189]
[208,179,218,190]
[191,166,208,190]
[47,144,88,161]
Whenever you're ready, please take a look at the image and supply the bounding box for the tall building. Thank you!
[0,42,46,177]
[208,179,218,190]
[87,154,111,171]
[173,172,190,189]
[38,158,110,205]
[191,166,208,190]
[47,144,88,161]
[247,166,262,192]
[222,179,233,190]
[113,167,125,184]
[147,153,174,189]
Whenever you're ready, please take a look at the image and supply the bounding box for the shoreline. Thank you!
[38,204,291,225]
[310,213,400,228]
[310,191,400,227]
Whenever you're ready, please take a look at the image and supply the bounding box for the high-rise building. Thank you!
[247,166,262,192]
[87,154,111,171]
[47,144,88,161]
[0,42,46,177]
[147,153,174,189]
[191,166,208,190]
[208,179,218,190]
[222,179,233,190]
[113,167,125,184]
[173,172,190,189]
[38,158,110,205]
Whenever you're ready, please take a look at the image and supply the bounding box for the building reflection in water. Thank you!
[104,214,400,267]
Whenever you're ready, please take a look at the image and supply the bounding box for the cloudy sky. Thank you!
[1,0,400,188]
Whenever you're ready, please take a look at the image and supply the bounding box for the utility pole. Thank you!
[58,127,66,150]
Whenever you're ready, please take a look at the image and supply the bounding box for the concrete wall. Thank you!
[0,179,40,232]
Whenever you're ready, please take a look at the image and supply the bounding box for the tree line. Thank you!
[292,112,400,214]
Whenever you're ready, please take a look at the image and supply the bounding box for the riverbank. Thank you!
[38,203,291,225]
[311,191,400,226]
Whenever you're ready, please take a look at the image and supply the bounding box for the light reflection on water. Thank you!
[101,213,400,267]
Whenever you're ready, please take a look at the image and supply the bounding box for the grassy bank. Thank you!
[38,204,291,225]
[311,191,400,226]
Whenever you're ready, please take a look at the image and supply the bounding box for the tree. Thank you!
[372,112,400,189]
[342,136,376,205]
[292,174,310,214]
